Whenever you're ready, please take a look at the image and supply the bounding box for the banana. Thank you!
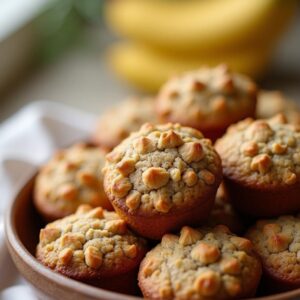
[105,0,297,54]
[108,42,272,93]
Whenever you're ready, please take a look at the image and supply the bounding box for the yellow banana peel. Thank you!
[108,42,273,93]
[105,0,297,54]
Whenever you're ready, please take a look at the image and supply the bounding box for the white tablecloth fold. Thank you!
[0,101,97,299]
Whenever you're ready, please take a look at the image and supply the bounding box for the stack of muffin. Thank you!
[34,65,300,299]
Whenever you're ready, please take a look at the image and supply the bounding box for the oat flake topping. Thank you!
[103,123,222,213]
[156,64,257,129]
[36,205,146,273]
[139,225,261,300]
[216,114,300,187]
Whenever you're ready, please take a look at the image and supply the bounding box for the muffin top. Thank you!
[36,205,147,279]
[34,144,112,220]
[93,97,158,149]
[156,64,257,130]
[257,91,300,125]
[215,115,300,188]
[138,225,261,300]
[103,123,222,215]
[246,215,300,283]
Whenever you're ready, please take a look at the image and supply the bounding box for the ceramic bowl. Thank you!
[5,176,300,300]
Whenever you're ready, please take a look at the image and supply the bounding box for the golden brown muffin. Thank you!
[36,205,147,294]
[34,144,112,221]
[138,225,262,300]
[156,64,257,141]
[206,184,244,235]
[246,215,300,292]
[215,114,300,217]
[93,97,158,149]
[257,90,300,125]
[103,123,222,239]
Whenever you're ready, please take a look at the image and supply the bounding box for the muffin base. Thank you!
[111,195,216,240]
[156,115,231,143]
[85,269,140,295]
[38,246,147,296]
[224,178,300,218]
[156,105,256,143]
[260,265,300,293]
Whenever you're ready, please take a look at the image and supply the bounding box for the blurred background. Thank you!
[0,0,299,122]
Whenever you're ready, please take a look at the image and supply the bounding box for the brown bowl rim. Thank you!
[4,175,140,300]
[4,175,300,300]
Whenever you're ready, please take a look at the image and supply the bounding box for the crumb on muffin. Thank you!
[103,122,222,239]
[139,225,261,300]
[156,64,257,140]
[93,97,158,149]
[104,122,222,214]
[215,114,300,188]
[257,90,300,125]
[246,215,300,290]
[34,144,112,221]
[36,205,147,280]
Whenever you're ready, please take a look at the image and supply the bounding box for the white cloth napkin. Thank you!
[0,101,97,299]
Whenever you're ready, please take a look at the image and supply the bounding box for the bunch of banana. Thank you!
[105,0,297,92]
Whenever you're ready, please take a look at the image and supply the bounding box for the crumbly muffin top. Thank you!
[156,65,257,129]
[257,91,300,125]
[34,144,111,216]
[246,215,300,283]
[139,225,261,300]
[93,97,158,148]
[215,115,300,188]
[36,205,147,277]
[103,123,222,214]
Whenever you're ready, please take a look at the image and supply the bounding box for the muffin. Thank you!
[206,184,244,235]
[36,205,147,294]
[156,64,257,141]
[103,123,222,239]
[93,97,158,149]
[34,144,112,221]
[257,90,300,125]
[246,215,300,292]
[215,114,300,217]
[138,225,262,300]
